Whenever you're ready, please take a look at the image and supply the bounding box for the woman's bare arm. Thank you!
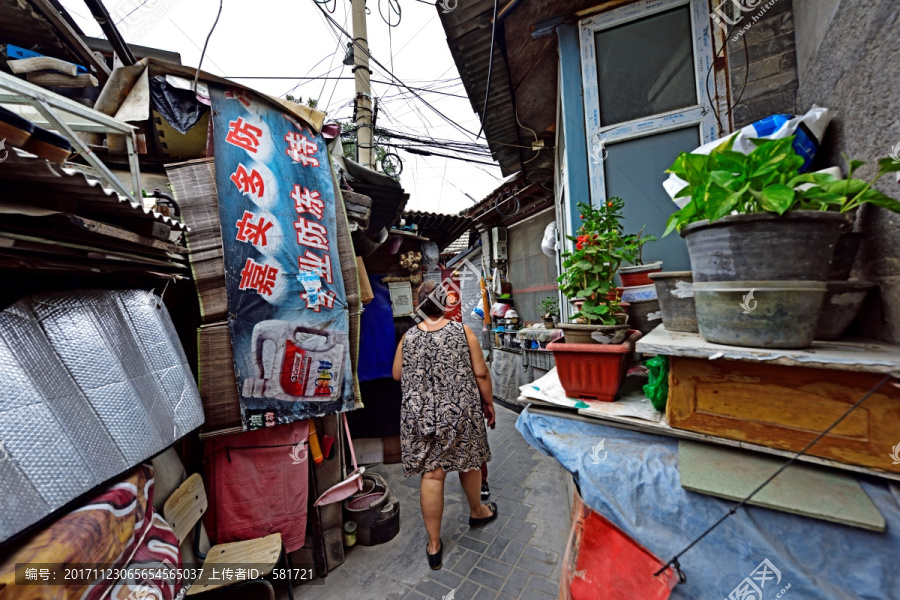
[392,333,404,381]
[464,324,495,427]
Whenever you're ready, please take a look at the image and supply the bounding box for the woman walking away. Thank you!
[393,281,497,570]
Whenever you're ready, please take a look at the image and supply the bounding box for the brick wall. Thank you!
[723,0,799,129]
[792,0,900,344]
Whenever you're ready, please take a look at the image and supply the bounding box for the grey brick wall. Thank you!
[793,0,900,344]
[724,0,799,129]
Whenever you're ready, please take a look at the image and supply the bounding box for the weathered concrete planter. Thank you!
[814,281,875,340]
[693,281,827,349]
[649,271,698,333]
[681,211,853,282]
[623,298,662,336]
[827,232,863,281]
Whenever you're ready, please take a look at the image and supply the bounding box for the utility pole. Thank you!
[351,0,375,170]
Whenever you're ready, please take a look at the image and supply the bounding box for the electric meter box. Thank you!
[388,281,414,316]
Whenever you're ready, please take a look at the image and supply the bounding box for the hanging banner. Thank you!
[210,85,353,429]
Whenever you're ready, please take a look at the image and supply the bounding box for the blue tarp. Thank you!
[517,407,900,599]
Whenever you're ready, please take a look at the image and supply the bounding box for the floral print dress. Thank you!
[400,321,491,476]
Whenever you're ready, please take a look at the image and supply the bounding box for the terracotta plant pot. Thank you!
[542,317,557,328]
[619,261,663,287]
[548,330,643,401]
[557,323,628,345]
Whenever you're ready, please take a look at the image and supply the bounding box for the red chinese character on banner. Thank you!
[230,164,265,198]
[224,87,251,107]
[284,132,319,166]
[239,258,278,296]
[294,218,329,251]
[297,250,333,284]
[291,185,324,220]
[235,211,274,247]
[301,290,336,312]
[226,117,263,153]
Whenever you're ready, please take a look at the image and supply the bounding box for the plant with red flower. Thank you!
[557,198,657,324]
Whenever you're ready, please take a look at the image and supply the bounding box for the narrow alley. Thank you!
[292,404,571,600]
[0,1,899,599]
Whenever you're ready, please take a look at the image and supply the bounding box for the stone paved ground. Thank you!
[290,404,571,600]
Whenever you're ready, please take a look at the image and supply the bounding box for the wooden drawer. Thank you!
[667,356,900,474]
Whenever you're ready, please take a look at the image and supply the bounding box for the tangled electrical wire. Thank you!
[378,0,401,27]
[312,0,337,13]
[494,190,521,217]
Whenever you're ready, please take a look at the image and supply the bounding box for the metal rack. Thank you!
[0,69,141,203]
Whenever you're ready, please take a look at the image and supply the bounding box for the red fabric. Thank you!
[203,420,309,552]
[563,492,677,600]
[0,465,183,600]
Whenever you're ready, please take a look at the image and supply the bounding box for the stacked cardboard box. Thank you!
[167,158,241,435]
[166,158,227,323]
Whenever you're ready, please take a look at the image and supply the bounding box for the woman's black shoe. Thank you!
[481,483,490,499]
[468,502,498,527]
[427,538,443,570]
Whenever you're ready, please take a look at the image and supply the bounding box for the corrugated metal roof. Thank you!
[1,149,188,231]
[442,236,471,257]
[401,210,474,251]
[438,1,618,184]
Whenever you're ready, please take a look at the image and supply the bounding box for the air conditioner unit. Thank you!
[491,227,508,261]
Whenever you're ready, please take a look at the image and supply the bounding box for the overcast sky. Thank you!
[59,0,504,214]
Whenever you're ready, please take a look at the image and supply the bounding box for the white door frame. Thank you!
[578,0,719,206]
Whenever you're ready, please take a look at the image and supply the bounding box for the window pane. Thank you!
[603,126,700,272]
[594,6,696,126]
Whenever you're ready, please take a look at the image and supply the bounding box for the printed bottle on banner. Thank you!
[243,320,346,402]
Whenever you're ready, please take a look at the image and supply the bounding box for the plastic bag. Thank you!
[421,241,440,271]
[642,355,669,413]
[663,106,831,207]
[541,221,557,257]
[490,303,511,317]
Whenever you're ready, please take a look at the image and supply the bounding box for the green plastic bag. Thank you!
[643,355,669,413]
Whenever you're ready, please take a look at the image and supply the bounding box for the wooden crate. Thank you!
[667,355,900,473]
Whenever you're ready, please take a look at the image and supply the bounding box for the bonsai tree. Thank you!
[558,199,627,325]
[539,297,559,319]
[663,135,900,236]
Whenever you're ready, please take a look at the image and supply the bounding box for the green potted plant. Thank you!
[557,199,629,343]
[618,226,661,287]
[663,135,900,348]
[550,199,642,402]
[538,297,559,328]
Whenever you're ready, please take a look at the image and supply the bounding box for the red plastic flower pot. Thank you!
[548,330,642,401]
[619,261,663,287]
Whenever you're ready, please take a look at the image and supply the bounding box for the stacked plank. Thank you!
[341,189,372,231]
[166,158,227,322]
[8,57,98,88]
[166,158,241,435]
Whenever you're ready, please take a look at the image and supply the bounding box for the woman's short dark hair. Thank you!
[417,281,446,318]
